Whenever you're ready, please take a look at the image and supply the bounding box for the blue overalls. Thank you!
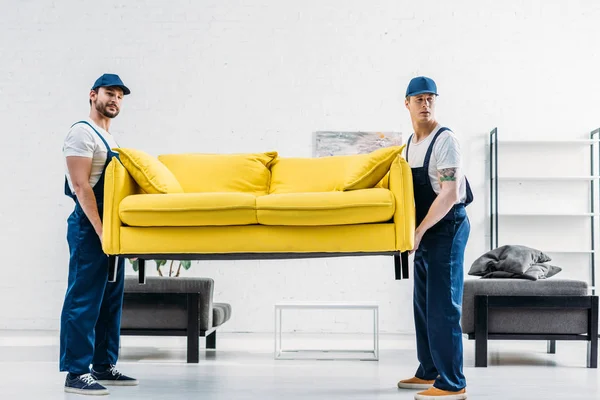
[60,121,125,374]
[405,127,473,392]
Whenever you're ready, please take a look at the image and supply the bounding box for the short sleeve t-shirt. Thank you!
[404,124,468,204]
[63,119,119,193]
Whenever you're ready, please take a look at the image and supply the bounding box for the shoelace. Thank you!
[108,365,122,377]
[79,373,97,385]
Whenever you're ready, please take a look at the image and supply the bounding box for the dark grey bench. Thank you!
[120,276,231,363]
[461,278,598,368]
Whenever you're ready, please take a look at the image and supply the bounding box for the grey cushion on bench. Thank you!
[213,303,232,327]
[121,276,231,332]
[461,278,589,335]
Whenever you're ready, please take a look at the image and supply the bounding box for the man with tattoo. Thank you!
[396,77,473,400]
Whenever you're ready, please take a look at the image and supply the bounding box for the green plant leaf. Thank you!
[155,259,167,267]
[181,260,192,270]
[131,259,139,272]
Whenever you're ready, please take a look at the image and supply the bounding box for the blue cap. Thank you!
[405,76,437,98]
[91,73,130,95]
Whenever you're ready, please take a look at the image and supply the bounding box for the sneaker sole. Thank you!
[64,387,109,396]
[96,380,139,386]
[398,382,435,390]
[414,392,467,400]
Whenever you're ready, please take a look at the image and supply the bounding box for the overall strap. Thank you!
[405,134,414,163]
[70,121,121,171]
[70,121,114,154]
[423,127,451,169]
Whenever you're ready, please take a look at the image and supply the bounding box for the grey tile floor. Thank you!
[0,330,598,399]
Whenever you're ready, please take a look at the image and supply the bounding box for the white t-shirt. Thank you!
[63,118,119,193]
[403,124,468,204]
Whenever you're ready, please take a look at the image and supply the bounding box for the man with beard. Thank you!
[60,74,138,395]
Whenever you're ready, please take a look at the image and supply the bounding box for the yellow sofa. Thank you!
[102,146,416,282]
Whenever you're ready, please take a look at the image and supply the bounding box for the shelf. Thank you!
[541,250,596,254]
[497,213,599,217]
[493,176,600,181]
[493,248,595,254]
[495,139,600,145]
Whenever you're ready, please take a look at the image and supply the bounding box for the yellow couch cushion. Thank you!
[119,193,257,226]
[342,145,405,191]
[269,155,357,194]
[158,152,278,195]
[114,148,184,194]
[256,188,395,226]
[375,171,390,189]
[119,224,397,254]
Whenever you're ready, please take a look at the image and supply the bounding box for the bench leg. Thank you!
[475,295,489,367]
[187,293,199,363]
[547,340,556,354]
[138,259,146,284]
[588,297,598,368]
[206,331,216,349]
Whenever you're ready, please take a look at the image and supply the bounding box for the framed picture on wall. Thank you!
[313,131,403,157]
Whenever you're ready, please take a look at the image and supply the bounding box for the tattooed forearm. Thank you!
[439,168,457,182]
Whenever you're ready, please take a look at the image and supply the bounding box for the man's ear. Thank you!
[404,97,410,110]
[89,89,98,103]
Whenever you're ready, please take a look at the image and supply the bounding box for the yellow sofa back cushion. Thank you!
[269,146,405,194]
[114,148,184,194]
[269,155,356,194]
[158,152,278,194]
[342,145,405,191]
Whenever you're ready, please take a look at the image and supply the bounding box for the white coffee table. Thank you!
[274,301,379,361]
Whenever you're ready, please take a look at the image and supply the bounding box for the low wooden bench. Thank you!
[120,276,232,363]
[461,278,598,368]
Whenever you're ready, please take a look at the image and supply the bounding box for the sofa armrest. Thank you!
[124,276,215,331]
[102,158,140,255]
[389,155,415,252]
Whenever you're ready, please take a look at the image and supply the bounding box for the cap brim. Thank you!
[117,85,131,95]
[92,85,131,95]
[406,90,438,97]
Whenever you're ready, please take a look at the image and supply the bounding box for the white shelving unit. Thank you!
[489,128,600,294]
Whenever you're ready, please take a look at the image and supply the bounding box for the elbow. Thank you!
[71,180,90,196]
[450,191,460,204]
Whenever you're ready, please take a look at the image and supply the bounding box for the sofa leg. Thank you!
[206,331,216,349]
[187,293,200,363]
[401,251,409,279]
[588,296,598,368]
[393,252,410,280]
[547,340,556,354]
[394,253,401,280]
[108,256,117,283]
[475,295,489,367]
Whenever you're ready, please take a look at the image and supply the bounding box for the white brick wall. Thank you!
[2,0,600,333]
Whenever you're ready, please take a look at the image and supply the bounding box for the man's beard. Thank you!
[95,100,120,118]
